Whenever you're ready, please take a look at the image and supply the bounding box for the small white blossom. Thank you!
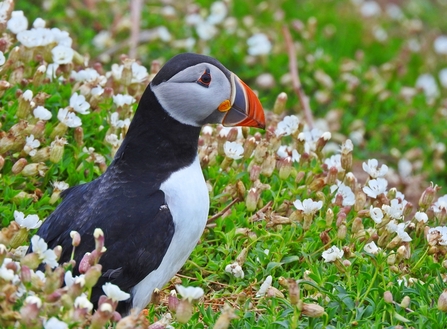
[14,210,42,230]
[24,134,40,156]
[156,26,171,42]
[427,226,447,245]
[293,198,323,215]
[196,20,217,40]
[225,262,244,278]
[70,93,90,115]
[53,181,69,191]
[93,30,112,50]
[113,94,136,107]
[386,4,404,20]
[71,68,101,83]
[275,115,299,137]
[64,271,85,287]
[362,159,388,178]
[175,285,205,302]
[57,108,82,127]
[130,62,149,83]
[247,33,272,56]
[364,241,380,254]
[0,0,13,24]
[382,198,407,220]
[91,86,104,96]
[110,112,130,129]
[360,1,381,17]
[208,1,227,24]
[369,206,384,224]
[322,245,344,263]
[223,141,244,160]
[7,11,28,34]
[362,178,388,198]
[102,282,130,302]
[398,158,412,178]
[44,317,68,329]
[331,182,356,206]
[416,73,439,100]
[324,154,343,172]
[33,106,52,120]
[434,35,447,55]
[74,294,93,311]
[0,51,5,66]
[33,17,46,28]
[415,211,428,223]
[30,235,58,268]
[256,275,272,297]
[277,145,300,162]
[46,63,59,80]
[396,222,412,242]
[22,89,33,101]
[25,295,42,307]
[51,28,72,47]
[432,195,447,214]
[51,45,74,64]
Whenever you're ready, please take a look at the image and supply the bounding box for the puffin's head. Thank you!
[150,53,265,129]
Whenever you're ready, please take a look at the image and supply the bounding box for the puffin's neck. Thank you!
[113,87,202,174]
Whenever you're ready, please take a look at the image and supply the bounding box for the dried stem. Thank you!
[282,25,314,128]
[207,198,241,224]
[129,0,143,59]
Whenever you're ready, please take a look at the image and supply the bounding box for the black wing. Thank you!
[33,169,175,312]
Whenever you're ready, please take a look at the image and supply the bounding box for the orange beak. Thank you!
[221,74,265,129]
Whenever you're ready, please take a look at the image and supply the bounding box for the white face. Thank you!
[150,63,231,127]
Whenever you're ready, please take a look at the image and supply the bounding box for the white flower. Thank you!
[433,195,447,212]
[93,30,112,50]
[102,282,130,302]
[31,235,58,268]
[386,4,404,20]
[324,154,343,172]
[275,115,299,137]
[64,271,85,287]
[293,198,323,215]
[131,62,149,84]
[298,128,324,153]
[110,112,130,128]
[175,285,205,302]
[91,86,104,96]
[196,20,217,40]
[434,35,447,55]
[416,73,439,100]
[51,28,72,47]
[0,258,15,281]
[218,126,242,139]
[7,11,28,34]
[113,94,136,107]
[440,68,447,88]
[415,211,428,223]
[33,17,46,28]
[360,1,381,17]
[25,295,42,307]
[53,181,69,191]
[398,158,412,178]
[331,182,356,206]
[69,93,90,115]
[51,45,74,64]
[225,262,244,278]
[364,241,380,254]
[223,141,244,160]
[44,317,68,329]
[396,222,412,242]
[24,134,40,156]
[71,68,101,83]
[156,26,171,42]
[362,178,388,198]
[0,0,13,24]
[256,275,272,297]
[74,294,93,311]
[322,246,343,263]
[14,210,42,230]
[46,63,59,80]
[362,159,388,178]
[369,206,383,224]
[23,89,33,101]
[207,1,227,24]
[247,33,272,56]
[382,198,407,220]
[33,106,52,120]
[428,226,447,245]
[57,108,82,128]
[277,145,300,162]
[17,28,54,48]
[0,51,5,66]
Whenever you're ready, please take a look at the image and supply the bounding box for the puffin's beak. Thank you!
[220,74,265,129]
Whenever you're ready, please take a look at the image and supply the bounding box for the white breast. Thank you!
[131,155,209,311]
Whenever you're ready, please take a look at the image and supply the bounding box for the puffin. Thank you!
[31,53,265,314]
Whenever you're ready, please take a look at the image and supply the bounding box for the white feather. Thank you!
[131,155,209,311]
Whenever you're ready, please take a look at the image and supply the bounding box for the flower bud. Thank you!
[84,264,102,289]
[11,158,27,174]
[74,127,84,145]
[384,291,394,303]
[326,166,338,185]
[9,227,29,249]
[419,183,440,210]
[273,92,287,114]
[261,154,276,177]
[22,162,48,177]
[320,230,330,245]
[50,122,68,139]
[31,146,51,162]
[278,157,292,180]
[337,224,347,240]
[121,58,134,86]
[50,137,67,163]
[287,279,299,305]
[176,299,193,323]
[438,290,447,312]
[400,296,410,308]
[249,164,261,182]
[355,192,367,212]
[340,139,353,171]
[352,217,364,234]
[301,303,325,318]
[387,188,397,200]
[243,137,257,159]
[20,252,41,270]
[33,65,46,87]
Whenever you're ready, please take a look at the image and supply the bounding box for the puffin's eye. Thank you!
[197,69,211,88]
